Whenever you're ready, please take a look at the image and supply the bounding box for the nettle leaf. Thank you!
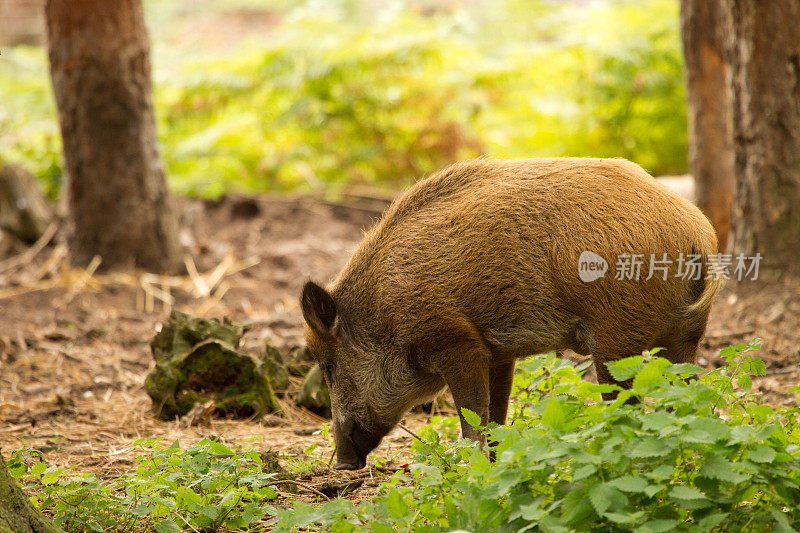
[668,485,706,501]
[131,504,155,518]
[628,437,671,458]
[541,398,566,430]
[639,411,677,431]
[385,489,408,519]
[286,501,316,527]
[604,511,642,525]
[748,446,776,463]
[609,390,635,409]
[470,446,490,474]
[220,489,240,507]
[492,467,523,497]
[588,484,627,516]
[317,499,355,524]
[728,425,755,445]
[154,520,182,533]
[699,454,749,484]
[644,484,666,498]
[607,476,650,493]
[209,441,234,455]
[688,418,729,442]
[242,502,266,524]
[581,382,621,398]
[461,408,482,428]
[41,468,62,486]
[749,404,777,423]
[694,512,728,530]
[572,464,597,482]
[638,518,684,532]
[479,497,505,526]
[606,357,645,382]
[666,363,705,377]
[202,505,222,520]
[633,362,666,390]
[682,429,717,444]
[7,460,27,478]
[514,497,547,522]
[562,487,594,525]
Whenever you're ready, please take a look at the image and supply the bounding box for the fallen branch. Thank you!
[0,222,57,274]
[274,479,331,500]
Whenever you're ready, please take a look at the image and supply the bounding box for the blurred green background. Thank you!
[0,0,686,199]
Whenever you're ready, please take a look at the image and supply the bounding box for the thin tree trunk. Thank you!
[44,0,181,272]
[680,0,735,250]
[0,451,63,533]
[726,0,800,274]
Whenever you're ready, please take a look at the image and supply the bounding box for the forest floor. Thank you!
[1,193,799,508]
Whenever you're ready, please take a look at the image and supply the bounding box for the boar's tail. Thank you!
[681,248,723,319]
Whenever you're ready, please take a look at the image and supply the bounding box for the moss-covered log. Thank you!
[145,311,280,420]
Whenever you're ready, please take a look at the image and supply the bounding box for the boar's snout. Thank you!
[333,417,382,470]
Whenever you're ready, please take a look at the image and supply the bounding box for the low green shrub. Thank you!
[9,438,280,532]
[271,340,800,532]
[13,340,797,532]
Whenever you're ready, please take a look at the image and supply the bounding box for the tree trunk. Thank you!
[44,0,181,272]
[725,1,800,275]
[0,451,63,533]
[680,0,735,250]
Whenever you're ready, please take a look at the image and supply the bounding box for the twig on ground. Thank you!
[398,423,425,444]
[184,255,210,297]
[57,255,102,307]
[0,222,57,273]
[276,479,330,500]
[0,422,32,434]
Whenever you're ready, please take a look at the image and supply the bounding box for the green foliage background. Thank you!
[0,0,686,198]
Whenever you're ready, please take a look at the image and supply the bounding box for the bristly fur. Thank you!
[301,157,720,468]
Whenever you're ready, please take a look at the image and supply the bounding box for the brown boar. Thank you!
[301,157,720,470]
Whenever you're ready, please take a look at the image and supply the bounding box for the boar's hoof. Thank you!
[333,459,366,471]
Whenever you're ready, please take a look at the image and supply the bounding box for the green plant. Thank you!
[267,340,800,531]
[13,340,796,532]
[9,438,280,532]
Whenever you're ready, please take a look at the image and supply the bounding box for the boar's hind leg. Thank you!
[656,322,706,366]
[594,354,636,403]
[436,345,491,443]
[489,361,516,426]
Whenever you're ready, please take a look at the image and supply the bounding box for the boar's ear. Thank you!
[301,281,339,337]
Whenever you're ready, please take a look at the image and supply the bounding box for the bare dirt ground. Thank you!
[1,193,800,508]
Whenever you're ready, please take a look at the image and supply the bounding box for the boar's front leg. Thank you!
[435,341,491,443]
[488,360,515,425]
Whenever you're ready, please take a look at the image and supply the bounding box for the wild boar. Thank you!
[301,158,720,470]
